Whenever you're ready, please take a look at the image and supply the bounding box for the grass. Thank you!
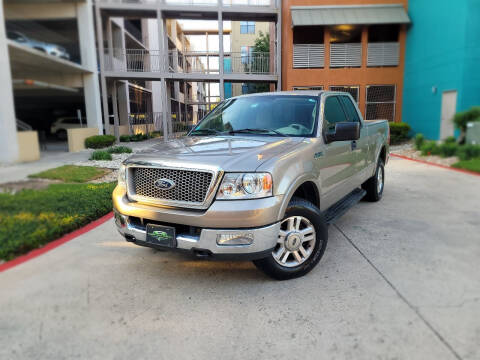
[29,165,109,183]
[0,182,116,261]
[452,158,480,173]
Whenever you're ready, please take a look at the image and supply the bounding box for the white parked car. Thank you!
[50,117,84,140]
[8,31,71,60]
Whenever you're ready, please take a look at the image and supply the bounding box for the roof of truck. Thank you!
[232,90,324,99]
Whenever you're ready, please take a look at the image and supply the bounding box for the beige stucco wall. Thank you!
[68,127,99,152]
[17,131,40,162]
[109,125,130,136]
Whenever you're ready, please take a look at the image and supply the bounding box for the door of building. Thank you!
[440,90,457,139]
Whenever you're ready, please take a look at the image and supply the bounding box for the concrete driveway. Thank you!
[0,157,478,360]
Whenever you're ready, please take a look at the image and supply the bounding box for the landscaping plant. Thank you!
[453,107,480,142]
[90,150,112,161]
[85,135,116,149]
[389,122,411,145]
[107,146,132,154]
[414,133,425,149]
[0,182,116,261]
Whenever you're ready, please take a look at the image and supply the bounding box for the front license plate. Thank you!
[146,224,176,248]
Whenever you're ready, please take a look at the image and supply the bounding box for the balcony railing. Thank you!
[104,49,275,75]
[330,43,362,68]
[293,44,324,68]
[367,42,400,67]
[95,0,274,7]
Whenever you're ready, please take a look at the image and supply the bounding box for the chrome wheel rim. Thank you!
[273,216,316,268]
[377,166,384,194]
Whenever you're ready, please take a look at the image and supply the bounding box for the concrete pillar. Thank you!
[78,0,103,133]
[95,5,111,134]
[117,81,130,128]
[0,2,19,163]
[218,11,225,100]
[111,81,120,141]
[276,12,281,91]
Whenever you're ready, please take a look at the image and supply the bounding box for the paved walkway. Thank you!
[0,157,478,360]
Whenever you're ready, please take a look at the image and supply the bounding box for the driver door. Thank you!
[317,95,356,209]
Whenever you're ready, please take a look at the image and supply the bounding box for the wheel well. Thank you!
[380,146,387,163]
[291,181,320,208]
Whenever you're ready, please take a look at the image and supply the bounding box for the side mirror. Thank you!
[325,122,360,143]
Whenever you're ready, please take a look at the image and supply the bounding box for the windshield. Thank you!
[190,95,318,137]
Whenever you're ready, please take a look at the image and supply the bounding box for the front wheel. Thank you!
[253,197,328,280]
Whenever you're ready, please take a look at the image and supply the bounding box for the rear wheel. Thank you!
[253,197,328,280]
[362,158,385,202]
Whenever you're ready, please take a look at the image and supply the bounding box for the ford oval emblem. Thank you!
[154,178,175,190]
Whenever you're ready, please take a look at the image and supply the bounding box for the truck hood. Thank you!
[125,135,304,172]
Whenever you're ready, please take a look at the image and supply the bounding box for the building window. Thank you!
[240,21,255,34]
[329,25,362,68]
[241,46,253,64]
[367,24,400,67]
[329,86,359,103]
[241,83,249,94]
[365,85,396,121]
[293,86,323,90]
[293,26,324,68]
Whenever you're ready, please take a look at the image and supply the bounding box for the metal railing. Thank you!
[95,0,274,6]
[225,52,273,74]
[367,42,400,67]
[105,49,275,75]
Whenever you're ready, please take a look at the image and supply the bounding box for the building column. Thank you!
[117,81,130,130]
[276,10,281,91]
[0,2,19,163]
[324,27,331,86]
[359,26,369,117]
[218,11,225,100]
[111,81,120,140]
[78,0,103,133]
[95,5,111,134]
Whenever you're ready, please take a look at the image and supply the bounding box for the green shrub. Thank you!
[456,144,480,161]
[444,136,456,144]
[130,133,149,142]
[414,133,425,149]
[29,165,108,183]
[438,142,458,158]
[119,135,131,142]
[85,135,116,149]
[453,107,480,132]
[90,150,112,161]
[389,122,411,145]
[420,141,440,156]
[0,183,116,261]
[107,146,132,154]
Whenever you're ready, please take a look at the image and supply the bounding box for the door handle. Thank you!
[351,140,357,151]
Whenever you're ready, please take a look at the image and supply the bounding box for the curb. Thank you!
[390,153,480,177]
[0,212,114,273]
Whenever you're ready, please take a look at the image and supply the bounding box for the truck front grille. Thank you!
[130,167,214,204]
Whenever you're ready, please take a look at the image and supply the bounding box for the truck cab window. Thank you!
[340,96,360,123]
[324,96,347,132]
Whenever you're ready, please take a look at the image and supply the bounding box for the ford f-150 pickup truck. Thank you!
[113,91,389,279]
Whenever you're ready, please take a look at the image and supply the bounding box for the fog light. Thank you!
[216,233,254,246]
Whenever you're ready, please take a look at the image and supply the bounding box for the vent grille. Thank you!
[131,167,213,204]
[367,42,400,67]
[293,44,325,68]
[330,43,362,68]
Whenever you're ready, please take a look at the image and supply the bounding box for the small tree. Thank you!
[453,106,480,143]
[249,32,270,93]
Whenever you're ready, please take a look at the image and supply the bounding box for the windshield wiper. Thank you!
[190,128,221,135]
[226,128,287,137]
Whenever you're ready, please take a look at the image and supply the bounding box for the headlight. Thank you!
[216,172,272,200]
[118,164,126,185]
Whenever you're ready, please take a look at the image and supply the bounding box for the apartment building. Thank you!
[230,20,273,96]
[282,0,410,123]
[402,0,480,140]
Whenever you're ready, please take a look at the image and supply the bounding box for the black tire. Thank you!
[362,159,385,202]
[253,197,328,280]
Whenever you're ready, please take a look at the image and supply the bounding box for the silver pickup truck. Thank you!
[113,91,389,279]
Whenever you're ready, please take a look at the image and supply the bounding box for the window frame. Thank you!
[240,21,255,34]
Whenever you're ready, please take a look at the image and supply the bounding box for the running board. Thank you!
[324,188,366,225]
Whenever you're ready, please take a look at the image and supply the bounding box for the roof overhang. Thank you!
[291,4,411,27]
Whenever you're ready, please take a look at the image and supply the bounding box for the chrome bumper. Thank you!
[114,210,280,257]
